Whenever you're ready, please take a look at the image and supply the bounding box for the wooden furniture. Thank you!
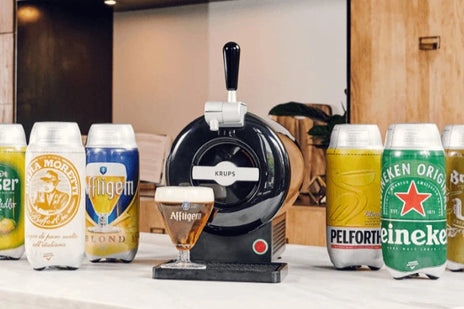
[135,133,171,184]
[0,0,14,123]
[286,205,326,247]
[140,196,166,234]
[272,104,331,202]
[351,0,464,135]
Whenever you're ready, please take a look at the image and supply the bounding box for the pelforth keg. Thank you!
[326,124,383,270]
[381,123,446,279]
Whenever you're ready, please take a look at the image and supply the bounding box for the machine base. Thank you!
[190,213,286,263]
[152,260,287,283]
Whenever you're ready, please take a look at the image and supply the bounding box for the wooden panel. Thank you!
[16,1,112,136]
[286,205,326,246]
[427,0,464,131]
[0,0,14,33]
[0,33,13,109]
[0,104,13,123]
[351,0,464,135]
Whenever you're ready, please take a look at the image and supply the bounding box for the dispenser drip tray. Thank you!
[152,261,287,283]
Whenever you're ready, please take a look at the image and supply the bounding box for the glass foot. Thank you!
[160,261,206,270]
[88,226,121,233]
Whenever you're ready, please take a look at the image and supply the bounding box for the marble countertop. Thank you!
[0,233,463,309]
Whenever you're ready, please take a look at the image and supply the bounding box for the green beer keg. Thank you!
[381,123,446,279]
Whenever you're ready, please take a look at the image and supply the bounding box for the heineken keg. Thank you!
[326,124,383,270]
[381,123,446,279]
[442,125,464,271]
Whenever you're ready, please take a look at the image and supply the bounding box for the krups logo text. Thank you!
[450,169,464,185]
[214,170,235,177]
[381,223,447,246]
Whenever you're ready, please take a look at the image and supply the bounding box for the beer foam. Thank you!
[155,186,214,203]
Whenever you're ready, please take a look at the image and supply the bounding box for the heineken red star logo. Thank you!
[395,181,431,216]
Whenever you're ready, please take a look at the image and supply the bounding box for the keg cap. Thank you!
[86,124,137,148]
[442,125,464,150]
[328,124,382,149]
[29,122,82,147]
[384,123,443,150]
[0,124,26,147]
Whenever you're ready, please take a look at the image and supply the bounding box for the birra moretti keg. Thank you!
[25,122,85,270]
[442,125,464,271]
[326,124,383,270]
[381,123,446,279]
[0,124,27,259]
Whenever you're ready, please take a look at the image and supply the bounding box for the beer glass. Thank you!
[86,162,127,233]
[155,186,214,269]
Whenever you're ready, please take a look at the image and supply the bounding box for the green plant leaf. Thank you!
[308,125,329,137]
[269,102,330,122]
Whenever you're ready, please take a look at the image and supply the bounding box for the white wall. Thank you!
[113,4,209,139]
[208,0,346,117]
[113,0,346,139]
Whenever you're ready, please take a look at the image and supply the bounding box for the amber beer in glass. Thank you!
[155,186,214,269]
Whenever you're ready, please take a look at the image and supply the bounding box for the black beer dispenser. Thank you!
[155,42,302,283]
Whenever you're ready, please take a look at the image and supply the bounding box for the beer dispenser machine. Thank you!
[153,42,303,283]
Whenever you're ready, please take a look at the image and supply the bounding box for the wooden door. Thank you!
[0,0,14,122]
[350,0,464,136]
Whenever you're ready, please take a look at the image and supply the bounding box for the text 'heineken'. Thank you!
[442,125,464,271]
[381,123,446,279]
[326,124,383,270]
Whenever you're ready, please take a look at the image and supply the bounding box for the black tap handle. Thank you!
[223,42,240,91]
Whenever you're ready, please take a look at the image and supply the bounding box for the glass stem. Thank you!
[178,249,190,264]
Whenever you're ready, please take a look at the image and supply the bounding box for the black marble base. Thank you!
[152,260,287,283]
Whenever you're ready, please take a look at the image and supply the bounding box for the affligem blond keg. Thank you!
[85,124,139,262]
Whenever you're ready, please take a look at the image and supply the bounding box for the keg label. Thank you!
[381,150,447,272]
[85,148,139,257]
[445,150,464,264]
[326,149,382,249]
[192,161,259,186]
[26,154,81,229]
[0,148,25,250]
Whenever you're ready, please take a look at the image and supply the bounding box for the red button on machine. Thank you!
[252,239,268,255]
